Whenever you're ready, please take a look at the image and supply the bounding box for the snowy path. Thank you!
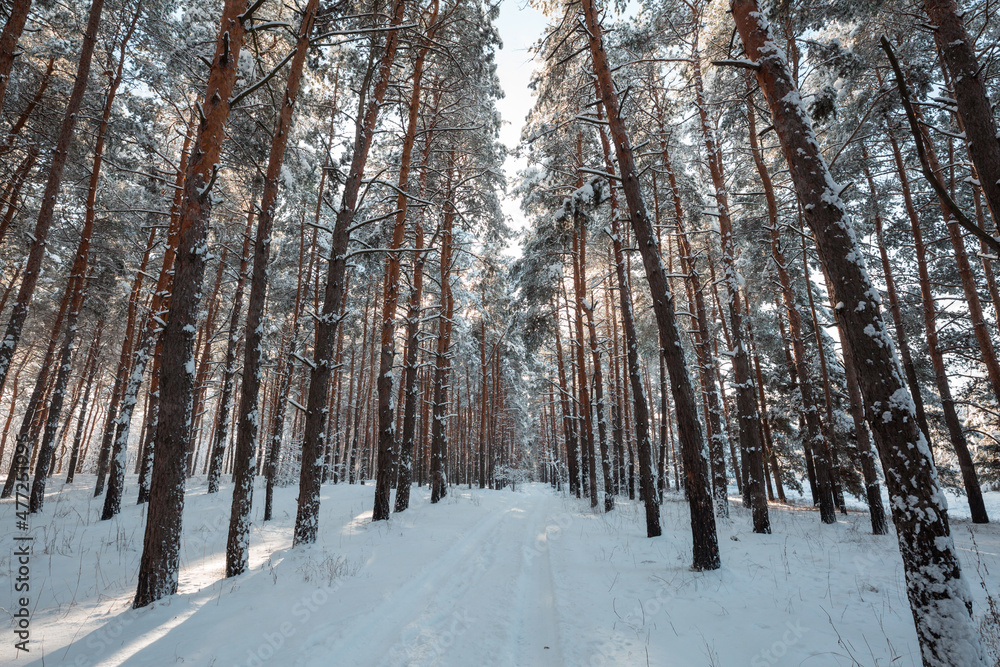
[299,487,564,666]
[3,477,1000,666]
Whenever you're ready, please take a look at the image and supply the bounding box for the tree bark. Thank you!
[226,0,319,578]
[692,38,770,533]
[0,0,106,396]
[828,275,888,535]
[658,124,729,516]
[395,142,434,511]
[885,131,988,524]
[374,0,439,520]
[430,155,456,504]
[1,264,72,499]
[293,0,407,546]
[29,255,95,512]
[571,207,598,509]
[862,146,933,445]
[584,0,720,563]
[0,0,33,113]
[730,2,985,662]
[134,0,249,608]
[921,0,1000,229]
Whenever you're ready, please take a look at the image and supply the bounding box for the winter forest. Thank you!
[2,0,1000,663]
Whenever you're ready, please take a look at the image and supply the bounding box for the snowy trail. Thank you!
[6,477,1000,666]
[299,486,566,666]
[508,487,565,666]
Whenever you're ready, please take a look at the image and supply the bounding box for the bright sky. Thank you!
[494,0,548,256]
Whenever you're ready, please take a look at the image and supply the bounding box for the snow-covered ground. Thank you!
[3,477,999,666]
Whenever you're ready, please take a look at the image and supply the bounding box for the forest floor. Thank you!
[2,477,999,666]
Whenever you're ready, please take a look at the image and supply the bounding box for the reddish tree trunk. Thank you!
[395,142,435,511]
[658,130,729,515]
[0,0,33,112]
[582,0,719,565]
[134,0,249,608]
[922,0,1000,228]
[430,156,456,504]
[294,0,407,545]
[692,40,770,532]
[0,0,105,395]
[374,0,439,519]
[226,0,319,578]
[885,132,988,524]
[730,2,985,662]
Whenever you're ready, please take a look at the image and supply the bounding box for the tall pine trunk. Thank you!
[226,0,319,579]
[657,124,729,516]
[885,131,988,524]
[729,2,985,662]
[394,143,434,512]
[430,157,456,504]
[582,0,718,567]
[134,0,249,608]
[745,90,834,522]
[293,0,407,545]
[692,35,769,532]
[374,0,439,519]
[0,0,105,395]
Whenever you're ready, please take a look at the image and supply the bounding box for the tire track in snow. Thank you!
[509,489,565,666]
[295,499,512,666]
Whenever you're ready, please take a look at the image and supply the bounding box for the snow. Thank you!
[4,480,999,666]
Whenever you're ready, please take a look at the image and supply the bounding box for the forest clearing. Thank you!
[3,0,1000,664]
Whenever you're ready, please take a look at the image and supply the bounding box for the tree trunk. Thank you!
[29,255,95,512]
[0,0,105,396]
[134,0,249,609]
[265,223,312,520]
[729,2,985,662]
[374,0,439,520]
[583,0,722,565]
[1,266,72,499]
[226,0,319,578]
[430,156,456,504]
[294,0,407,546]
[745,91,835,521]
[207,212,255,494]
[0,374,19,470]
[187,247,227,475]
[829,275,888,535]
[0,148,37,248]
[862,146,933,445]
[659,131,729,516]
[0,0,33,113]
[801,242,847,515]
[571,207,598,509]
[912,105,1000,411]
[886,131,989,524]
[921,0,1000,228]
[589,104,662,536]
[394,147,434,511]
[554,298,580,498]
[692,38,770,533]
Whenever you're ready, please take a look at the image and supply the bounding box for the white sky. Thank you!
[494,0,548,256]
